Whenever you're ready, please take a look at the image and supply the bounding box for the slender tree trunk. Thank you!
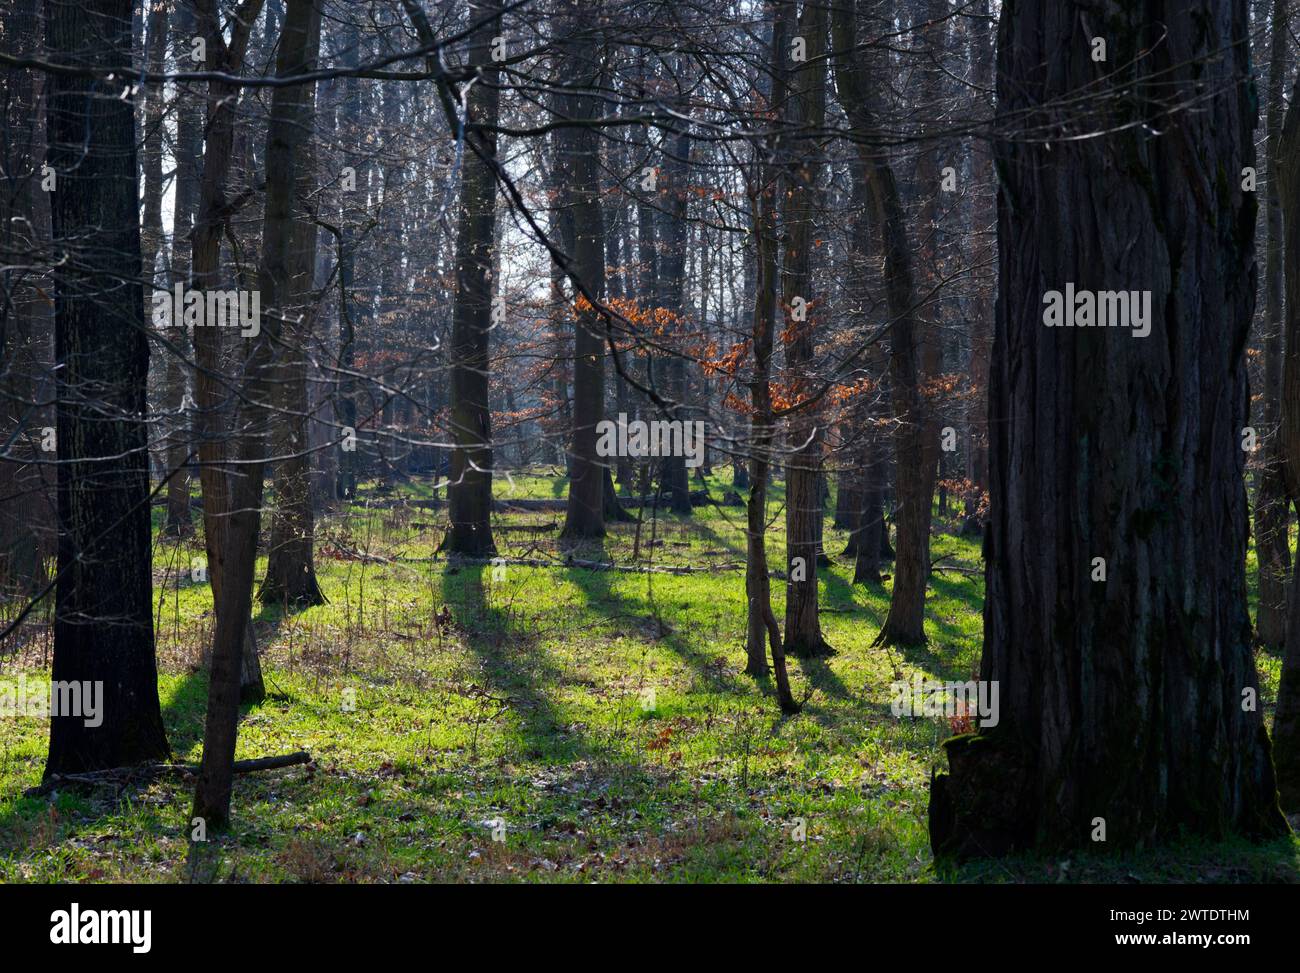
[332,23,361,503]
[1255,0,1292,649]
[162,0,202,537]
[261,5,326,606]
[653,125,694,518]
[1273,63,1300,809]
[44,0,170,776]
[961,0,993,537]
[744,163,799,714]
[192,0,319,828]
[932,0,1288,854]
[833,0,934,646]
[189,0,266,705]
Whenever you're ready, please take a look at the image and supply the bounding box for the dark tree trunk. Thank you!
[780,0,831,658]
[1255,0,1292,649]
[852,470,885,586]
[0,0,55,599]
[933,0,1288,855]
[1274,63,1300,809]
[559,1,608,543]
[139,0,167,284]
[655,128,694,518]
[834,466,859,532]
[845,162,886,586]
[261,5,326,607]
[44,0,170,775]
[833,0,935,647]
[444,1,501,556]
[961,0,994,538]
[732,459,750,491]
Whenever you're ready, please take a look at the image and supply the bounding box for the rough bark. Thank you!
[780,0,832,658]
[558,0,608,543]
[44,0,170,775]
[0,0,55,599]
[1254,0,1291,649]
[933,0,1288,855]
[444,0,501,556]
[1274,57,1300,809]
[654,128,694,518]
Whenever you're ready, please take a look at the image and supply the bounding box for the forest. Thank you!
[1,0,1299,899]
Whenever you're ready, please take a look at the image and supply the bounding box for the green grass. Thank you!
[1,468,1296,882]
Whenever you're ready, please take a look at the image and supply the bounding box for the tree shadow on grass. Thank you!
[563,559,750,700]
[158,668,211,761]
[441,559,641,769]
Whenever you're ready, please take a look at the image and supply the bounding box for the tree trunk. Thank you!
[1273,62,1300,809]
[961,0,994,538]
[0,0,55,600]
[933,0,1288,855]
[444,0,501,556]
[845,162,886,586]
[188,0,267,707]
[832,0,934,647]
[558,1,608,543]
[44,0,170,775]
[653,128,694,518]
[1255,0,1292,649]
[332,22,361,503]
[261,5,326,607]
[162,0,202,538]
[780,0,832,658]
[743,147,798,715]
[192,0,318,828]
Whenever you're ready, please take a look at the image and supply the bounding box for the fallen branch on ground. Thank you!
[24,751,312,797]
[398,553,746,576]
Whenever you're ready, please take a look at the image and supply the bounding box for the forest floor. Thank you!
[1,468,1297,882]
